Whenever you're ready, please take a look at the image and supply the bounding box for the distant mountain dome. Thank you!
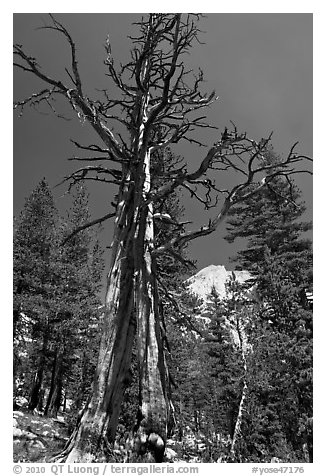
[186,265,254,349]
[186,264,252,303]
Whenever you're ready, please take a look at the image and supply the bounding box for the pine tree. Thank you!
[13,181,105,416]
[44,184,105,417]
[225,149,312,288]
[224,150,313,462]
[13,179,59,410]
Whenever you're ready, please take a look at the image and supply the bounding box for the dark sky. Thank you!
[13,13,313,273]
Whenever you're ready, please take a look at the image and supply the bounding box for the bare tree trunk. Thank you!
[62,389,67,413]
[44,346,64,418]
[229,314,248,461]
[53,108,170,464]
[133,238,170,461]
[73,351,88,413]
[55,146,172,462]
[128,147,172,462]
[28,331,48,412]
[28,368,44,412]
[55,267,136,461]
[54,175,138,462]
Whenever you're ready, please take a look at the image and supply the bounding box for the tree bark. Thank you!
[55,266,136,461]
[133,218,170,461]
[55,150,171,463]
[54,37,172,463]
[54,173,138,462]
[44,346,64,417]
[127,146,172,462]
[28,330,48,412]
[229,314,248,461]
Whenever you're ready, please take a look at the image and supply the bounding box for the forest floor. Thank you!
[13,410,70,462]
[13,409,219,463]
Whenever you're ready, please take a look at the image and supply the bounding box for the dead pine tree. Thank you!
[14,13,312,462]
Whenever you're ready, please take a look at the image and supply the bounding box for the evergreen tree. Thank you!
[224,151,313,462]
[13,181,105,416]
[45,184,105,417]
[225,149,312,288]
[13,179,59,410]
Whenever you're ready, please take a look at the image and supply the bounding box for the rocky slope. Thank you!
[13,410,69,462]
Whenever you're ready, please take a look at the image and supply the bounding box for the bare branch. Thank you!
[14,18,129,163]
[68,156,110,163]
[38,14,83,96]
[14,46,68,97]
[68,139,129,163]
[62,211,116,245]
[69,140,109,154]
[152,130,312,255]
[181,182,219,210]
[14,14,312,267]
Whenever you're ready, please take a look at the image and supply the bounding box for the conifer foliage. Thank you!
[224,151,313,462]
[162,150,312,463]
[14,179,59,411]
[13,181,104,418]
